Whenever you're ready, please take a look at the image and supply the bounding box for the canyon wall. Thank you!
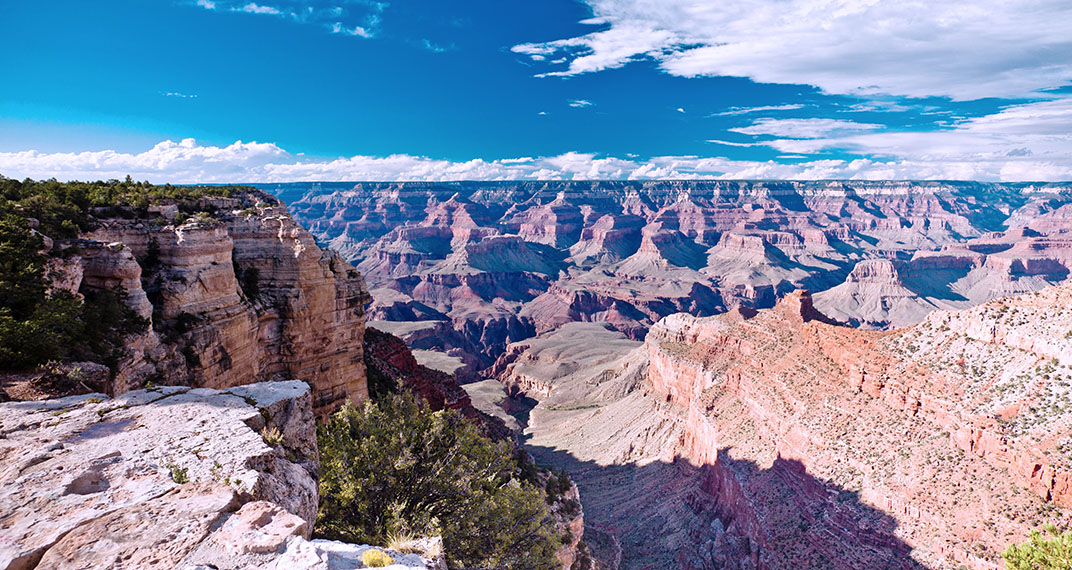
[263,181,1072,368]
[59,191,370,417]
[644,287,1072,569]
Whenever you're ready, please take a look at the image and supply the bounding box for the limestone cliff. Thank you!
[52,190,370,417]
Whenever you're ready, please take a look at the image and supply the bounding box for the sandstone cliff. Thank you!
[493,287,1072,569]
[0,381,438,570]
[644,287,1072,569]
[49,191,370,418]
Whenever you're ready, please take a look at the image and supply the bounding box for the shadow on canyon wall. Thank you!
[525,442,929,570]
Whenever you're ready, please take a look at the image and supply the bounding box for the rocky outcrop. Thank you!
[54,190,370,418]
[0,381,438,570]
[644,286,1072,569]
[362,326,512,440]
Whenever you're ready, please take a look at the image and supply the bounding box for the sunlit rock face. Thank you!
[0,381,440,570]
[271,180,1072,369]
[60,190,370,418]
[643,286,1072,569]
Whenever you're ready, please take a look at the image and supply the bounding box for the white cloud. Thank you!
[239,2,279,15]
[739,98,1072,180]
[3,126,1072,183]
[512,0,1072,100]
[163,92,198,99]
[189,0,382,38]
[569,99,594,108]
[714,104,805,116]
[731,118,884,139]
[706,139,763,148]
[420,39,452,53]
[330,22,371,37]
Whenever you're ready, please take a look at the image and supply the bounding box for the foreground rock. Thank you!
[0,381,436,570]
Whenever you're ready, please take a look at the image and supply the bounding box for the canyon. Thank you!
[492,286,1072,569]
[4,179,1072,569]
[251,180,1072,569]
[264,181,1072,372]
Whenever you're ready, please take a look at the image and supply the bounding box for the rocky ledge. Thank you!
[0,381,438,570]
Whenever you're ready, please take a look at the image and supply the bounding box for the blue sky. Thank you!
[1,0,1071,181]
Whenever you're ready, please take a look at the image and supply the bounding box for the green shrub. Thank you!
[317,394,561,570]
[1004,524,1072,569]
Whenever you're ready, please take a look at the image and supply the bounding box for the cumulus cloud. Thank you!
[239,2,279,15]
[4,124,1072,183]
[512,0,1072,100]
[569,99,594,108]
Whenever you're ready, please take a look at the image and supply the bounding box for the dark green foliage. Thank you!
[317,394,561,570]
[0,204,147,369]
[544,468,572,503]
[0,291,83,368]
[0,212,48,320]
[1004,524,1072,569]
[0,176,256,239]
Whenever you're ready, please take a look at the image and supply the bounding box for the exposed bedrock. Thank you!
[645,286,1072,569]
[70,192,370,418]
[0,381,441,570]
[274,181,1072,371]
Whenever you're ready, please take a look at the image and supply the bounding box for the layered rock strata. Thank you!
[54,191,370,418]
[644,287,1072,569]
[266,181,1072,368]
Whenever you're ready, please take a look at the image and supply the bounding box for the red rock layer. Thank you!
[646,288,1072,569]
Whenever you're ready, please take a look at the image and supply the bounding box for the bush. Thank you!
[360,549,395,567]
[1004,524,1072,569]
[317,394,561,570]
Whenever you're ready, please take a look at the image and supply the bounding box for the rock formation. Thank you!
[643,286,1072,569]
[265,181,1072,368]
[493,285,1072,569]
[0,381,438,570]
[50,190,370,418]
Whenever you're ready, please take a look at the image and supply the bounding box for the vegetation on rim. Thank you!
[0,176,258,370]
[316,393,563,570]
